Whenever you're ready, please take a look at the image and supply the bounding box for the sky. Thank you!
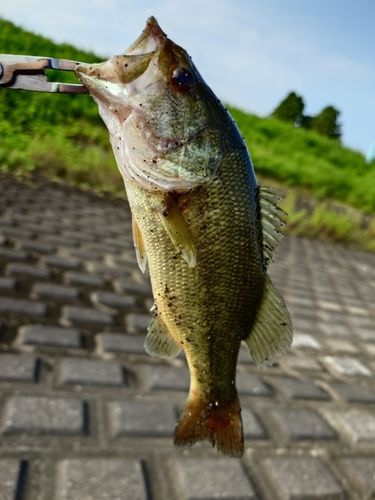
[1,0,374,155]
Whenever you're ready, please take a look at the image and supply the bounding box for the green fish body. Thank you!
[76,17,292,457]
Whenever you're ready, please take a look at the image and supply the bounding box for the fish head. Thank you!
[75,17,224,191]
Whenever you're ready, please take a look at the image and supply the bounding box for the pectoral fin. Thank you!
[145,309,181,358]
[132,215,148,273]
[244,274,292,367]
[155,193,196,267]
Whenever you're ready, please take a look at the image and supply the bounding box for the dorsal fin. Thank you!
[259,187,286,267]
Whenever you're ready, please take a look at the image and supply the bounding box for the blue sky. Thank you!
[1,0,374,154]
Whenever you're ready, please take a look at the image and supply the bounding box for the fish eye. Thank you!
[169,67,194,93]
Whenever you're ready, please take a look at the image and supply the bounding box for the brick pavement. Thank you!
[0,175,375,499]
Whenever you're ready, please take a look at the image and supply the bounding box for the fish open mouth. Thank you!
[75,16,166,105]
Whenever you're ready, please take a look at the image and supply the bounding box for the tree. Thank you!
[271,92,304,124]
[310,106,342,140]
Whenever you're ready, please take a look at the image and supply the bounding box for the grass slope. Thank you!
[0,18,121,194]
[1,19,374,250]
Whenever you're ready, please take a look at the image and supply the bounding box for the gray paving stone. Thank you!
[323,356,372,377]
[269,377,330,400]
[174,458,256,499]
[319,322,353,338]
[291,318,318,334]
[115,280,152,296]
[0,354,38,382]
[291,333,323,350]
[0,459,24,500]
[86,262,131,277]
[0,297,47,316]
[0,277,16,290]
[340,457,375,499]
[0,248,29,260]
[32,282,79,299]
[19,325,82,348]
[46,235,79,248]
[6,263,50,279]
[20,240,56,253]
[323,409,375,442]
[242,408,267,439]
[0,217,14,227]
[108,400,176,436]
[270,409,337,440]
[64,271,105,287]
[236,373,272,397]
[91,291,136,308]
[56,459,148,500]
[59,358,125,386]
[125,313,151,334]
[104,238,133,250]
[281,355,322,371]
[323,339,358,354]
[0,227,36,239]
[261,457,344,500]
[61,230,96,243]
[145,365,190,391]
[1,396,85,435]
[23,223,58,235]
[43,255,81,269]
[330,381,375,403]
[62,306,113,325]
[83,242,120,254]
[355,327,375,342]
[97,333,146,354]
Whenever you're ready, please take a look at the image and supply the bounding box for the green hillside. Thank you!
[1,19,374,250]
[0,18,121,193]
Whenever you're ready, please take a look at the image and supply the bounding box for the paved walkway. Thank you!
[0,175,375,500]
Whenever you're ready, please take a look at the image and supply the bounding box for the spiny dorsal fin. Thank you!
[243,274,293,367]
[155,193,196,268]
[132,215,148,273]
[145,306,182,358]
[259,187,286,267]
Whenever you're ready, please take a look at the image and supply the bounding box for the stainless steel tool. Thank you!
[0,54,88,93]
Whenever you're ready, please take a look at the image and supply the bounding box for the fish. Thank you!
[75,16,292,458]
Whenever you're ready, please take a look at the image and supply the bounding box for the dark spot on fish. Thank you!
[162,210,168,217]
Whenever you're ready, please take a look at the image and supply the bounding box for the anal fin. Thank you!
[132,215,148,273]
[244,274,293,367]
[155,193,196,268]
[145,309,181,358]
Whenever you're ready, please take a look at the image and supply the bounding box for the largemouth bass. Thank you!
[75,17,292,458]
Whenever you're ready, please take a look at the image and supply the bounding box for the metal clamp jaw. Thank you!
[0,54,89,93]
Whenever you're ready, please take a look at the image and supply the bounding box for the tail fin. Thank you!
[174,394,244,458]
